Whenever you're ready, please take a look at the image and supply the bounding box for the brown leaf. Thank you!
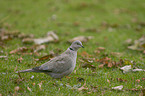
[38,81,43,90]
[98,64,105,68]
[107,62,113,68]
[0,56,7,60]
[10,47,28,54]
[17,57,23,63]
[14,86,20,91]
[31,45,46,53]
[0,93,2,96]
[110,52,123,58]
[82,63,96,70]
[78,83,88,91]
[107,79,110,83]
[140,89,145,96]
[116,78,127,82]
[79,51,92,58]
[27,86,32,92]
[68,36,93,43]
[97,47,106,51]
[136,79,140,83]
[37,54,54,61]
[22,31,59,44]
[18,33,34,39]
[142,78,145,80]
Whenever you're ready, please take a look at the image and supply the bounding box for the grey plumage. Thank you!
[18,40,84,79]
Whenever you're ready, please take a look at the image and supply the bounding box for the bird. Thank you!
[17,40,84,79]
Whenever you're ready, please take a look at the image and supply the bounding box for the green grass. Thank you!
[0,0,145,95]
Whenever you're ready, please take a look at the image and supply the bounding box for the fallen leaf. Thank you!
[0,56,7,59]
[10,47,28,54]
[22,31,59,44]
[68,36,93,43]
[14,86,20,91]
[98,64,105,68]
[30,75,34,79]
[82,63,96,70]
[0,56,7,60]
[136,79,140,83]
[97,47,106,51]
[34,31,59,44]
[17,57,23,63]
[120,65,132,73]
[18,33,34,39]
[110,52,123,58]
[132,69,145,72]
[125,39,132,44]
[107,79,110,83]
[38,81,43,90]
[32,83,35,86]
[79,51,92,58]
[140,89,145,96]
[37,54,54,61]
[27,86,32,92]
[116,78,127,82]
[31,45,46,53]
[128,36,145,51]
[0,93,2,96]
[112,85,123,90]
[78,83,88,91]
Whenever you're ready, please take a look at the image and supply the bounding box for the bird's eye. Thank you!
[77,43,79,45]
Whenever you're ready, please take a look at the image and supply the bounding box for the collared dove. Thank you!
[17,40,84,79]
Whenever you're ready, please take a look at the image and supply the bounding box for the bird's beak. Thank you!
[81,45,84,48]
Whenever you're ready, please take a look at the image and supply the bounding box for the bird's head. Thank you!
[69,40,84,51]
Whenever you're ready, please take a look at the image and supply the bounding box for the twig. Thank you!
[18,72,22,79]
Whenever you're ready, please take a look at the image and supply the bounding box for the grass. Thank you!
[0,0,145,95]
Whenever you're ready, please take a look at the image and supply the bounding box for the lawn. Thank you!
[0,0,145,95]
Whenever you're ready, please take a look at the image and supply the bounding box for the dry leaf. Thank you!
[132,69,145,72]
[82,63,96,70]
[0,56,7,59]
[18,33,34,39]
[37,54,54,61]
[38,81,43,90]
[120,65,132,73]
[22,31,59,44]
[128,36,145,51]
[110,52,123,58]
[112,85,123,90]
[14,86,20,91]
[17,57,23,63]
[97,47,106,51]
[30,75,34,79]
[78,83,88,91]
[68,36,93,43]
[27,86,32,92]
[107,79,110,83]
[32,83,36,86]
[34,31,59,44]
[116,78,127,82]
[10,47,28,54]
[136,79,140,83]
[0,93,2,96]
[139,89,145,96]
[98,64,105,68]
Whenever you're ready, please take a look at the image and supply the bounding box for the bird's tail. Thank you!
[16,69,34,73]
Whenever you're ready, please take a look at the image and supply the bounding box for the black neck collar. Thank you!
[69,47,74,51]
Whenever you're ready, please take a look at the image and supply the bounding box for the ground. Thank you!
[0,0,145,96]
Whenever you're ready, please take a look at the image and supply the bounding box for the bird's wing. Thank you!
[36,54,73,73]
